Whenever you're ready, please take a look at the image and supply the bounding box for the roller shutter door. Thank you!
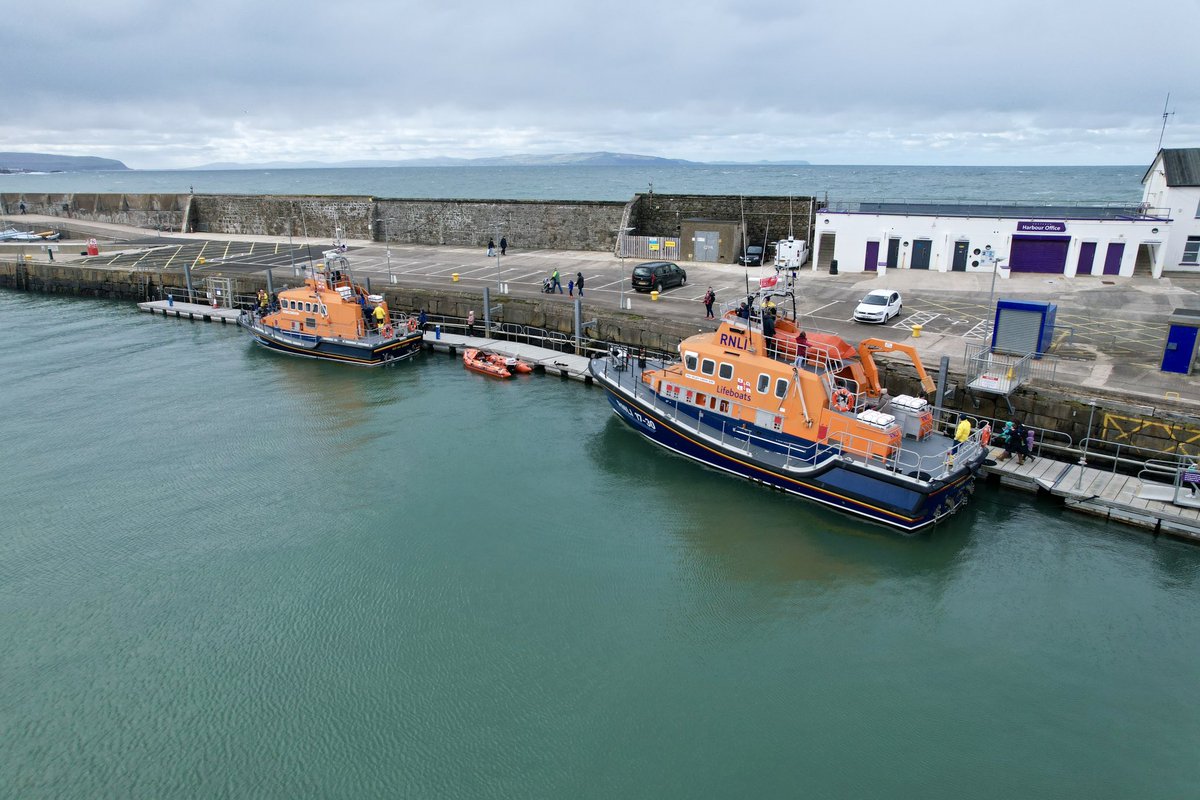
[993,307,1043,355]
[1009,235,1070,273]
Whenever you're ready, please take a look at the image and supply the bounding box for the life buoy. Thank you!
[832,387,853,412]
[382,323,394,338]
[407,318,418,332]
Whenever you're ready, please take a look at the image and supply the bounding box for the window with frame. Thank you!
[700,358,716,376]
[774,377,789,398]
[718,363,734,380]
[1184,236,1200,264]
[684,353,698,371]
[757,373,770,393]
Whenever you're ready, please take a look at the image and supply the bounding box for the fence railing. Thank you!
[619,235,683,261]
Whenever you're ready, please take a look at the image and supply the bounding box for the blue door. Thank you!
[911,239,932,269]
[1161,325,1199,374]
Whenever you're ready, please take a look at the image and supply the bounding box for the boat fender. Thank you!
[832,387,853,412]
[407,318,418,332]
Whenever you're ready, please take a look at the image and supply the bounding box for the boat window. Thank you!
[757,374,770,393]
[304,302,312,312]
[774,378,789,398]
[319,305,327,314]
[684,353,698,371]
[719,400,729,412]
[718,362,733,380]
[700,358,715,376]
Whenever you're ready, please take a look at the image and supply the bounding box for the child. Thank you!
[568,279,575,297]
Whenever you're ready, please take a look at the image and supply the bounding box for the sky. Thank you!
[7,0,1200,170]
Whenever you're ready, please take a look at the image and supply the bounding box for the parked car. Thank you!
[853,289,903,323]
[736,245,766,266]
[631,261,687,293]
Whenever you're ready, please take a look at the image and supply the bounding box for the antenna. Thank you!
[1157,92,1175,151]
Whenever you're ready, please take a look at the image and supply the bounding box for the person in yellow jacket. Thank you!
[372,304,386,330]
[952,416,972,458]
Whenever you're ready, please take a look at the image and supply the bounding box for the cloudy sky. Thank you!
[8,0,1199,169]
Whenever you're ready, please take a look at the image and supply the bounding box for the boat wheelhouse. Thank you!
[238,250,423,366]
[589,276,986,532]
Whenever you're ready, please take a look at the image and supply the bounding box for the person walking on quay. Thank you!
[418,308,428,332]
[500,236,507,256]
[576,272,584,297]
[551,268,563,293]
[487,238,495,257]
[568,279,575,297]
[467,309,476,336]
[997,418,1026,465]
[19,201,26,214]
[703,287,715,318]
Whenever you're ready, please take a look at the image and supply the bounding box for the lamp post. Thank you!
[986,250,1006,312]
[1075,399,1097,490]
[373,218,393,284]
[615,226,634,310]
[491,222,505,291]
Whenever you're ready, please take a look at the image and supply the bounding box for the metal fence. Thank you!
[619,235,683,261]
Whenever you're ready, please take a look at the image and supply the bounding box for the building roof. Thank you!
[831,201,1157,221]
[1144,148,1200,187]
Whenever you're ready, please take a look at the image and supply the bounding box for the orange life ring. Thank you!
[832,387,853,412]
[382,324,394,338]
[407,318,418,332]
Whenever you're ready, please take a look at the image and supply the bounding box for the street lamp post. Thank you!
[986,249,1006,312]
[615,226,634,310]
[493,223,504,291]
[1075,399,1097,490]
[374,218,393,284]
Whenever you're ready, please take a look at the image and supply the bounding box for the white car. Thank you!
[853,289,903,323]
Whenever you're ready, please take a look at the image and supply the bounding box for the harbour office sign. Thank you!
[1016,220,1067,233]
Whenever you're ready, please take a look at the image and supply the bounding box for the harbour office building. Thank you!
[809,148,1200,280]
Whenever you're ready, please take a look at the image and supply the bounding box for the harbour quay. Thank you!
[4,183,1200,539]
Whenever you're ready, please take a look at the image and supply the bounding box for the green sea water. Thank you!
[2,291,1198,799]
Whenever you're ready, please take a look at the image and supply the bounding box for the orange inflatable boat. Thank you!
[463,348,532,378]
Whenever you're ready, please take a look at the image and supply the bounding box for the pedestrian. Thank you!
[418,308,428,332]
[19,201,26,214]
[1025,427,1036,463]
[372,303,386,331]
[487,239,495,257]
[467,309,475,336]
[568,279,575,297]
[1184,459,1200,497]
[500,236,507,256]
[703,287,715,318]
[796,330,808,361]
[999,418,1027,465]
[551,269,563,293]
[576,272,584,297]
[952,415,972,457]
[762,302,776,358]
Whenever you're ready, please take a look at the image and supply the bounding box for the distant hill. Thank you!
[0,152,130,173]
[186,152,811,170]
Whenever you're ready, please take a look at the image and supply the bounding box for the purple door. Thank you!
[1009,235,1071,273]
[1103,242,1124,276]
[1076,242,1096,276]
[864,241,879,272]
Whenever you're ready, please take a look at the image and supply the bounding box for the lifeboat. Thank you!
[463,348,532,378]
[237,249,424,366]
[587,272,987,534]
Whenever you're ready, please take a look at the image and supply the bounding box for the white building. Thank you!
[808,148,1200,279]
[1141,148,1200,274]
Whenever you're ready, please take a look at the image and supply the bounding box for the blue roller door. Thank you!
[1009,235,1071,273]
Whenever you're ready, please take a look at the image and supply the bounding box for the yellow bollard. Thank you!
[24,254,32,261]
[911,323,922,338]
[651,290,659,302]
[197,257,206,265]
[452,273,460,282]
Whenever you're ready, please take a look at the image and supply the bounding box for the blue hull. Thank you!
[598,380,980,533]
[239,317,423,366]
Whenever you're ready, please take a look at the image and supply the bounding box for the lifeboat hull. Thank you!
[239,315,423,366]
[590,358,983,534]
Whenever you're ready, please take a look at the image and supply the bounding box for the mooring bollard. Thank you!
[435,324,442,340]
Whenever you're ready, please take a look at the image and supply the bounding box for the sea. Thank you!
[2,288,1199,798]
[0,163,1146,204]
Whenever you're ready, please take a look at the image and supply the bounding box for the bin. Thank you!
[830,259,838,275]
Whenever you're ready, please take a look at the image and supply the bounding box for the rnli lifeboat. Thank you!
[588,271,987,534]
[463,348,533,378]
[237,249,424,366]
